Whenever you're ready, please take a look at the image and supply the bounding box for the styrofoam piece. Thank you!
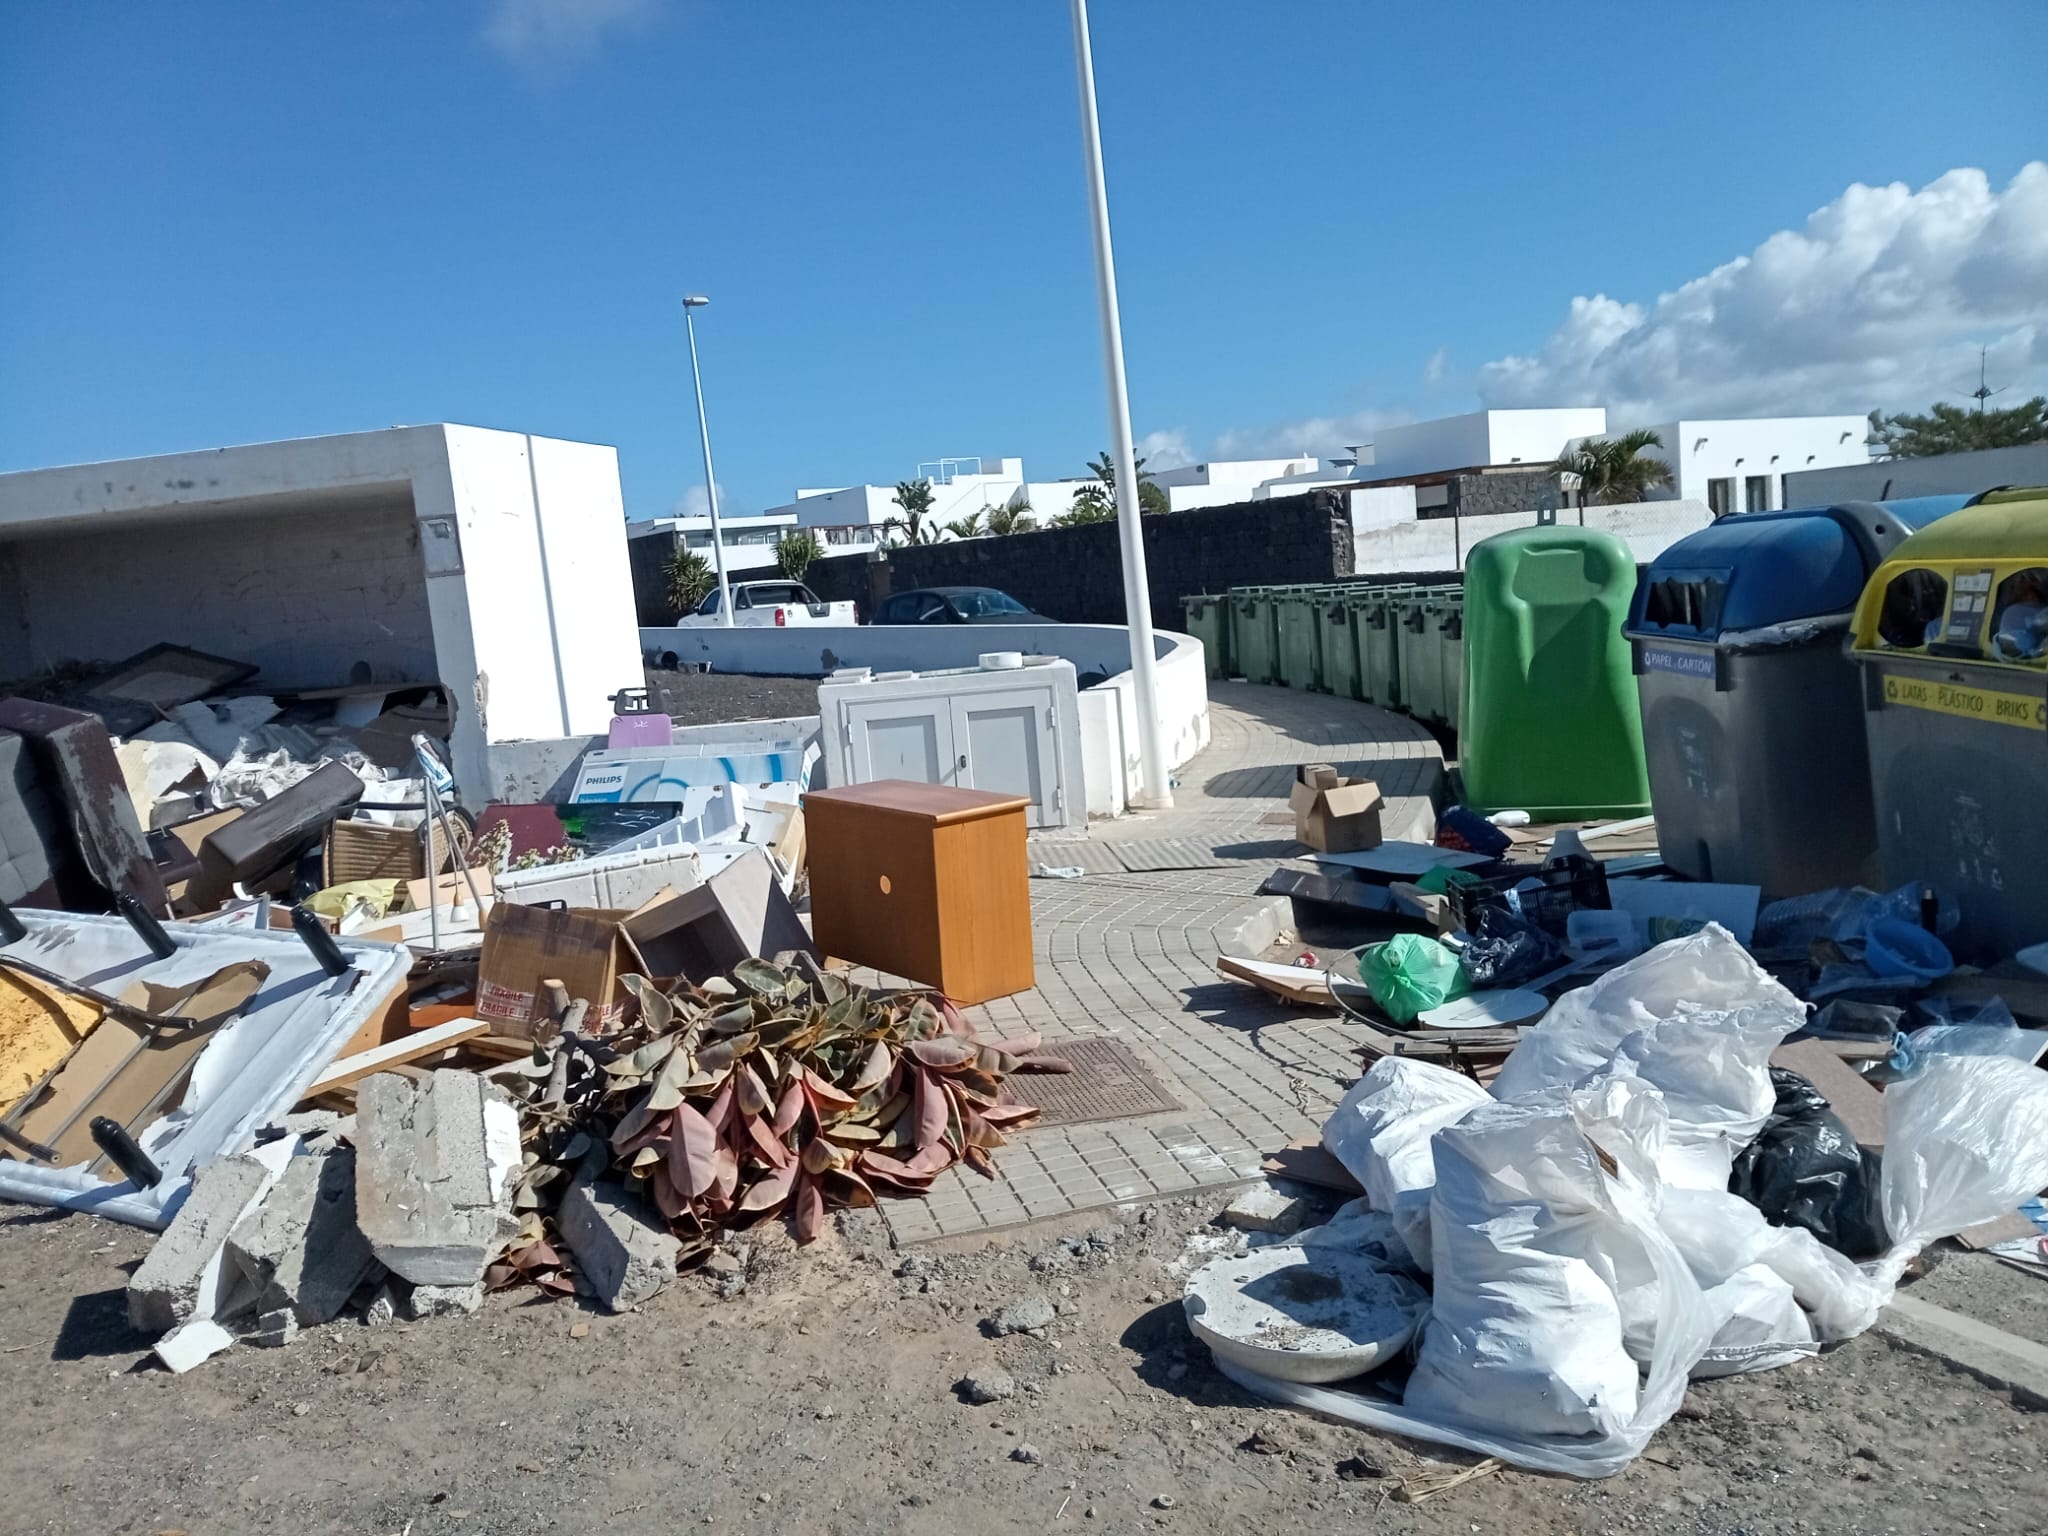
[1418,988,1549,1030]
[0,911,412,1229]
[495,842,705,911]
[979,651,1024,670]
[600,785,741,851]
[1607,879,1761,946]
[1184,1244,1428,1384]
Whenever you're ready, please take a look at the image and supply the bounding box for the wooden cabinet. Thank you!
[802,780,1033,1005]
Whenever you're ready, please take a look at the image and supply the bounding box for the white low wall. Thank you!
[636,622,1210,818]
[1349,497,1715,574]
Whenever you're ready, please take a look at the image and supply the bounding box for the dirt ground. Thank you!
[643,668,821,728]
[1,1185,2042,1536]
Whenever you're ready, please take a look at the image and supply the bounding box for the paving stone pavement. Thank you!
[879,682,1447,1244]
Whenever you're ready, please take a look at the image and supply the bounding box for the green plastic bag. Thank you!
[1357,934,1469,1024]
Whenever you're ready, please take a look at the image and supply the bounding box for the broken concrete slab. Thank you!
[1218,1182,1312,1236]
[354,1069,520,1286]
[558,1173,680,1312]
[127,1153,277,1334]
[226,1146,381,1325]
[400,1281,484,1320]
[985,1294,1057,1335]
[244,1307,299,1348]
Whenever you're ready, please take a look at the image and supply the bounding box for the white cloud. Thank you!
[1210,407,1409,464]
[483,0,656,67]
[1421,346,1451,392]
[672,482,745,519]
[1134,429,1194,470]
[1478,163,2048,422]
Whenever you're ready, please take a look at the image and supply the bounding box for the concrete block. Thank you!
[244,1306,299,1348]
[400,1281,485,1320]
[1218,1182,1310,1236]
[355,1069,521,1286]
[127,1154,275,1335]
[226,1147,381,1325]
[558,1174,680,1312]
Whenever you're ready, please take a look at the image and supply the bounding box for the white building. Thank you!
[1148,456,1320,511]
[623,511,805,575]
[0,425,643,803]
[1363,408,1609,481]
[1626,416,1869,514]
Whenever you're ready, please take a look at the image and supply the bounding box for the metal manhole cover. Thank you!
[1111,838,1227,872]
[1004,1038,1181,1128]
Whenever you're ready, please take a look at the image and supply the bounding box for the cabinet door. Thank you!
[950,685,1060,827]
[844,697,958,787]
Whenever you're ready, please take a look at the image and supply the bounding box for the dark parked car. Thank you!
[870,587,1055,625]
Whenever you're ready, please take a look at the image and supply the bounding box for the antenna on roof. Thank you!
[1969,345,2005,415]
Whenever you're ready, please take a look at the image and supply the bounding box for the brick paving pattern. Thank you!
[876,682,1447,1244]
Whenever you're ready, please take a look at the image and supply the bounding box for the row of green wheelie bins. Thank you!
[1180,582,1465,730]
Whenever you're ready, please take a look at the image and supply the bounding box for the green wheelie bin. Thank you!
[1274,588,1324,691]
[1180,594,1232,680]
[1231,588,1279,683]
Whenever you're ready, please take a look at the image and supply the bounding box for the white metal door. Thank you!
[843,697,958,787]
[950,685,1060,827]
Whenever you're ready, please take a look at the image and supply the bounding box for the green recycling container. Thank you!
[1848,491,2048,961]
[1357,589,1405,707]
[1275,590,1324,691]
[1460,527,1650,817]
[1317,588,1364,699]
[1397,594,1444,723]
[1231,588,1279,683]
[1437,600,1465,737]
[1180,594,1232,680]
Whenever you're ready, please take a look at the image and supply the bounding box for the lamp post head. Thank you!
[682,295,711,309]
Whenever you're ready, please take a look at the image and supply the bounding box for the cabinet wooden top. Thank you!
[803,780,1031,826]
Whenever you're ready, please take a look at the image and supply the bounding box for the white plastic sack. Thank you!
[1320,1058,1488,1271]
[1226,1077,1718,1479]
[1492,925,1803,1189]
[1293,1197,1419,1273]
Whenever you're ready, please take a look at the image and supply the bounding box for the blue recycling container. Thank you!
[1625,497,1969,896]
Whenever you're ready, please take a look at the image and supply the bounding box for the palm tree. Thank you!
[663,547,714,615]
[987,499,1036,536]
[1081,450,1170,516]
[942,510,986,541]
[774,529,823,580]
[885,478,937,544]
[1552,430,1675,508]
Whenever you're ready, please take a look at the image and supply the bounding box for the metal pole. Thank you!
[683,301,734,627]
[1070,0,1171,809]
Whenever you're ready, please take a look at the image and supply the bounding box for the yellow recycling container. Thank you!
[1848,490,2048,960]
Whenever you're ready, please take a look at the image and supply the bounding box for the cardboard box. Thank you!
[620,847,816,982]
[475,902,641,1037]
[1287,766,1384,854]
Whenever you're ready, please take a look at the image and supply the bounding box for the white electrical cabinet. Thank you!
[819,657,1086,830]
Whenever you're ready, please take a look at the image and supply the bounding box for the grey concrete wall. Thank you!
[795,491,1354,630]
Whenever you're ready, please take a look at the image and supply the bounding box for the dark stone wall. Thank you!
[798,490,1355,631]
[1447,468,1557,520]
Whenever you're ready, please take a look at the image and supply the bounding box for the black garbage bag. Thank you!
[1728,1068,1889,1261]
[1458,905,1565,988]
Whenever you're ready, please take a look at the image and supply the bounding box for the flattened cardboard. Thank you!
[1771,1037,1886,1151]
[1288,772,1385,854]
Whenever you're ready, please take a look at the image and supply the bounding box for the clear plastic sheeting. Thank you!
[1233,931,2048,1479]
[1491,924,1803,1189]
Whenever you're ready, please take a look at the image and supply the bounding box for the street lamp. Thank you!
[681,295,734,627]
[1069,0,1171,808]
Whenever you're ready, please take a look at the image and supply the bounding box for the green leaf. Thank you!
[733,957,791,996]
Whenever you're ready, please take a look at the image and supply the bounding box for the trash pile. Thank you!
[1190,925,2048,1477]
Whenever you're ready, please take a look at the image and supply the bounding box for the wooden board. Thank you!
[302,1017,489,1097]
[1261,1139,1364,1195]
[1216,955,1335,1008]
[1771,1037,1887,1150]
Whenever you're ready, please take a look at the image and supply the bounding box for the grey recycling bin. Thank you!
[1624,497,1968,898]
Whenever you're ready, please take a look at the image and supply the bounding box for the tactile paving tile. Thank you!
[1028,841,1125,877]
[1110,837,1228,872]
[1002,1038,1181,1127]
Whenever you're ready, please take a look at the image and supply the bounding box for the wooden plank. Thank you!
[1771,1037,1887,1150]
[1261,1139,1364,1195]
[1216,955,1335,1008]
[303,1017,489,1096]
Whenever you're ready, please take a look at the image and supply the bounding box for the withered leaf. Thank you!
[793,1175,824,1243]
[908,1035,976,1069]
[772,1080,806,1135]
[736,1062,773,1118]
[738,1161,797,1213]
[667,1104,720,1199]
[694,1032,759,1075]
[850,1040,893,1094]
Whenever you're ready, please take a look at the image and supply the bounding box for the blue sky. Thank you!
[3,1,2043,521]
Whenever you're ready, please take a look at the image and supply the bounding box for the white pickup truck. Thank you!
[641,580,859,666]
[670,580,857,629]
